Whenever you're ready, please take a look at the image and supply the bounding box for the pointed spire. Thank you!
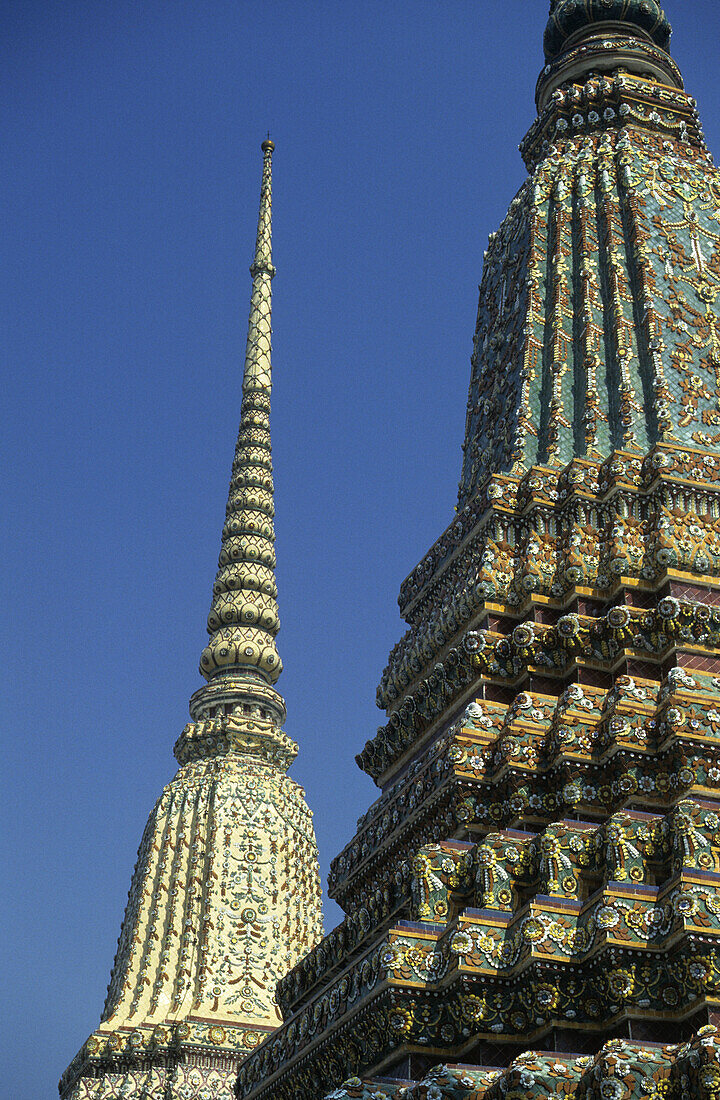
[59,138,324,1100]
[197,140,283,709]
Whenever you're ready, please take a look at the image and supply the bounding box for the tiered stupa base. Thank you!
[235,3,720,1094]
[59,1022,266,1100]
[235,442,720,1099]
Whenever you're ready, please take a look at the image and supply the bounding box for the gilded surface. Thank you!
[200,141,281,683]
[60,142,323,1100]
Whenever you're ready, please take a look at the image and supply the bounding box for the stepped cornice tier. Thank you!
[326,1031,720,1100]
[59,141,323,1100]
[333,660,720,914]
[371,442,720,784]
[239,653,720,1097]
[234,7,720,1100]
[240,766,720,1098]
[286,652,720,1013]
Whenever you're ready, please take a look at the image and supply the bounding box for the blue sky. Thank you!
[4,2,720,1096]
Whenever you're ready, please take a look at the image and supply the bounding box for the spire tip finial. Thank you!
[262,135,274,153]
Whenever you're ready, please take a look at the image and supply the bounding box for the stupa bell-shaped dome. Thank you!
[544,0,672,61]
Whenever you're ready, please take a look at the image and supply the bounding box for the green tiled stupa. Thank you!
[236,3,720,1098]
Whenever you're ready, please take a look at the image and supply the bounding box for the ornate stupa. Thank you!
[234,4,720,1098]
[59,140,323,1100]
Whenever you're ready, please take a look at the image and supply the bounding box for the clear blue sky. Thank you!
[4,2,719,1096]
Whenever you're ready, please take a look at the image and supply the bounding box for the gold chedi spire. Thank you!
[200,138,281,690]
[59,141,323,1100]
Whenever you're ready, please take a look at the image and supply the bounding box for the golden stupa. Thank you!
[60,140,323,1100]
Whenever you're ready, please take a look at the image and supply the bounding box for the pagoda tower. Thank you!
[234,4,720,1098]
[59,140,323,1100]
